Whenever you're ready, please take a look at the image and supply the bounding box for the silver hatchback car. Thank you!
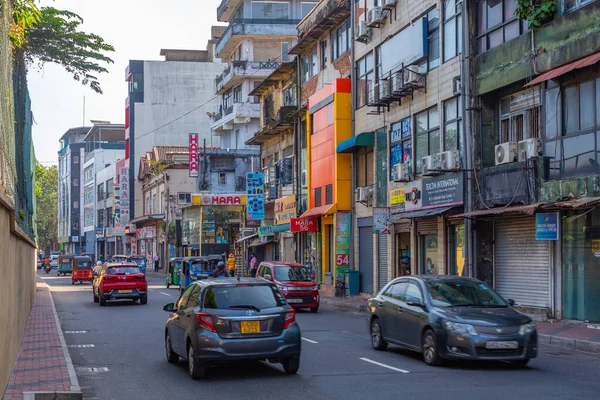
[163,278,301,379]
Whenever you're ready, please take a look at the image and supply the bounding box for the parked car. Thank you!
[93,263,148,306]
[163,278,301,379]
[257,262,319,313]
[50,253,60,268]
[36,256,42,269]
[367,275,537,367]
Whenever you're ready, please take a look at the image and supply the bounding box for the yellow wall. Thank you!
[321,216,333,282]
[334,91,352,211]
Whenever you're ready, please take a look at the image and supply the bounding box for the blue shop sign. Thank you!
[536,213,559,241]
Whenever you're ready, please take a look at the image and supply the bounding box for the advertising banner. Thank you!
[189,133,199,177]
[246,172,265,221]
[373,208,390,234]
[275,195,297,225]
[290,217,319,232]
[334,213,351,278]
[535,213,559,241]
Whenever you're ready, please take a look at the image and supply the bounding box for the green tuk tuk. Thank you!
[57,254,74,276]
[166,257,183,288]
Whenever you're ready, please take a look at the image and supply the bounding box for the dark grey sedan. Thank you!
[163,278,301,379]
[368,276,537,367]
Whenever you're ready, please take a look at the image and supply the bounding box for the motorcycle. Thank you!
[44,264,51,274]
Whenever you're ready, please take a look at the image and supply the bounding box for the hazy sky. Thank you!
[29,0,223,165]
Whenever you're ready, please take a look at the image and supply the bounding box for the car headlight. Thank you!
[307,286,317,291]
[278,285,289,292]
[519,322,536,335]
[443,321,478,335]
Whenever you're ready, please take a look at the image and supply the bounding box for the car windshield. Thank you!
[191,262,210,273]
[274,266,311,282]
[106,266,140,275]
[130,259,143,265]
[203,285,286,310]
[426,280,507,308]
[76,262,91,268]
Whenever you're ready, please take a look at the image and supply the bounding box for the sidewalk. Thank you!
[3,280,80,400]
[320,295,600,354]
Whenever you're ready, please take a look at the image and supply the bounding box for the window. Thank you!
[186,286,201,309]
[73,201,79,209]
[320,39,327,69]
[314,187,322,207]
[73,178,79,187]
[355,52,374,108]
[356,147,375,187]
[223,89,233,111]
[233,85,243,103]
[388,281,408,300]
[106,179,114,198]
[203,285,285,309]
[281,42,289,62]
[177,285,195,310]
[73,155,79,164]
[106,207,112,227]
[444,97,462,151]
[301,48,318,83]
[390,118,412,179]
[443,0,462,62]
[251,1,289,19]
[476,0,525,54]
[325,184,333,205]
[219,172,227,185]
[129,73,144,93]
[415,107,440,173]
[332,19,351,59]
[152,194,157,213]
[283,84,297,107]
[499,89,541,144]
[301,2,317,18]
[563,0,594,13]
[405,283,424,303]
[178,193,191,205]
[418,8,440,72]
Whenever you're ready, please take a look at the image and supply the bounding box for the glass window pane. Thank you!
[445,122,458,151]
[545,87,561,140]
[488,28,503,50]
[403,139,412,164]
[544,140,561,180]
[580,80,595,131]
[457,15,463,54]
[597,78,600,127]
[477,0,487,35]
[487,0,503,28]
[445,0,456,20]
[428,8,440,30]
[416,112,428,134]
[478,37,487,53]
[504,0,518,20]
[565,85,579,134]
[444,17,457,61]
[429,108,440,128]
[562,133,596,178]
[366,53,374,72]
[416,135,428,172]
[428,29,440,69]
[504,20,520,42]
[430,129,441,155]
[445,98,458,121]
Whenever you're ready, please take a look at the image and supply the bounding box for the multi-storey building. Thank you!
[94,162,117,258]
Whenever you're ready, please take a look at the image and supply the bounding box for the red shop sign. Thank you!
[290,217,319,232]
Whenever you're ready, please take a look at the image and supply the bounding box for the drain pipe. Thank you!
[349,0,357,278]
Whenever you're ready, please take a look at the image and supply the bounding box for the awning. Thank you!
[248,238,276,248]
[336,132,375,153]
[525,51,600,87]
[450,203,544,219]
[236,233,258,243]
[544,196,600,209]
[392,206,457,222]
[299,204,337,218]
[129,214,165,225]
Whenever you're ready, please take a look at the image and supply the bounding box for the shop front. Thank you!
[291,217,321,282]
[274,195,297,262]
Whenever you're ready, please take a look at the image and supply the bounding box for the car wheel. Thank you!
[140,295,148,305]
[509,359,530,368]
[187,345,206,379]
[57,272,60,276]
[370,319,388,351]
[422,329,442,366]
[282,356,300,374]
[310,307,319,313]
[99,295,106,307]
[165,333,179,364]
[71,281,74,285]
[93,288,99,303]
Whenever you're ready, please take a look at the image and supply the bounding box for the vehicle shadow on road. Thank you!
[172,360,297,380]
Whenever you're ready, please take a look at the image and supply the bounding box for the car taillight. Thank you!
[136,274,145,281]
[283,309,295,329]
[196,312,216,332]
[103,275,113,281]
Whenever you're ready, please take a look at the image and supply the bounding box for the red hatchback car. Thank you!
[93,263,148,306]
[257,262,319,313]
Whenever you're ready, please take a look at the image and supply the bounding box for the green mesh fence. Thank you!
[0,1,16,201]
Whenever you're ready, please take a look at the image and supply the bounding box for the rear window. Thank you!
[274,266,312,282]
[191,261,211,272]
[106,266,140,275]
[77,261,91,268]
[203,285,286,310]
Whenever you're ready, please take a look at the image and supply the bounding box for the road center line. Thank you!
[64,331,87,334]
[301,337,318,344]
[159,292,171,296]
[359,357,410,374]
[77,367,109,372]
[68,344,95,348]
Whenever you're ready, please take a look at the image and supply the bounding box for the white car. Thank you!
[50,255,59,268]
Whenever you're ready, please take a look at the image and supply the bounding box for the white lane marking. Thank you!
[64,331,87,334]
[301,337,318,344]
[68,344,95,348]
[359,357,410,374]
[160,292,171,296]
[77,367,109,372]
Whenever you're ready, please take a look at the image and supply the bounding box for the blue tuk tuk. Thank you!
[180,257,217,290]
[57,254,74,276]
[128,255,147,275]
[166,257,183,288]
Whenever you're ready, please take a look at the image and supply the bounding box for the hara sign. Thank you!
[189,133,199,177]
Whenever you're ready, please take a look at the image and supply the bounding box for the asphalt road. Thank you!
[40,271,600,400]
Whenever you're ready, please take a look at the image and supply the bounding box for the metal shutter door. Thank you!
[359,225,374,294]
[378,235,389,291]
[495,217,550,308]
[417,218,437,234]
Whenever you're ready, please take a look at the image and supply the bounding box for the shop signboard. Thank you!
[193,194,247,206]
[119,167,130,226]
[404,180,423,211]
[258,223,291,237]
[290,217,319,232]
[421,172,464,209]
[593,239,600,258]
[275,195,297,225]
[535,213,559,241]
[390,187,405,205]
[95,227,104,239]
[246,172,265,221]
[189,133,199,177]
[373,208,390,234]
[334,213,351,278]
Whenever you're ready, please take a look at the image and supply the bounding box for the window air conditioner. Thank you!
[301,170,308,189]
[356,21,370,42]
[393,163,410,182]
[495,142,517,165]
[421,155,438,176]
[382,0,397,10]
[367,6,384,27]
[403,66,420,86]
[356,187,369,203]
[517,138,542,162]
[439,150,460,171]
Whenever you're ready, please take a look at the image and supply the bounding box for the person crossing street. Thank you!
[227,253,236,277]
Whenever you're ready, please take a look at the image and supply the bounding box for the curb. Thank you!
[320,298,367,313]
[539,334,600,354]
[42,279,82,394]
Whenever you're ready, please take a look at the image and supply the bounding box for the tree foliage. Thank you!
[35,162,58,253]
[514,0,556,30]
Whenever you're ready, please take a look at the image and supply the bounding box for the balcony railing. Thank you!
[225,106,234,116]
[215,60,282,93]
[366,65,426,115]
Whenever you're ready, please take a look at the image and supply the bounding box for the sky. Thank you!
[28,0,223,165]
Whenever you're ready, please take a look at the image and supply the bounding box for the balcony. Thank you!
[247,106,296,145]
[215,19,301,58]
[216,60,282,94]
[211,102,261,134]
[366,65,426,115]
[217,0,243,22]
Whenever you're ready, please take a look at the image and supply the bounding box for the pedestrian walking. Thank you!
[153,253,159,272]
[227,253,236,277]
[249,253,257,277]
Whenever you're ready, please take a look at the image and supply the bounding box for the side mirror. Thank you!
[163,303,176,312]
[507,299,515,307]
[406,296,423,307]
[264,274,272,280]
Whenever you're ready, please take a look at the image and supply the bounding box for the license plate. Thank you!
[118,289,133,294]
[240,320,260,334]
[287,298,303,303]
[485,341,518,349]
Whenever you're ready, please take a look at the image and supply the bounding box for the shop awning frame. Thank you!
[299,204,337,218]
[392,206,457,222]
[524,51,600,87]
[336,132,375,153]
[450,203,545,219]
[248,238,277,248]
[236,233,258,243]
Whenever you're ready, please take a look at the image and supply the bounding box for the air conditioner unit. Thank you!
[495,142,518,165]
[356,21,370,42]
[356,187,369,203]
[403,66,420,86]
[367,83,379,105]
[517,138,542,162]
[367,6,384,27]
[382,0,397,9]
[421,155,438,176]
[390,71,402,92]
[439,150,460,171]
[393,163,410,182]
[300,197,308,213]
[301,170,308,189]
[379,79,392,99]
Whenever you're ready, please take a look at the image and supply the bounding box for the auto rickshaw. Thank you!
[57,254,74,276]
[80,252,95,264]
[166,257,183,288]
[111,254,128,263]
[71,256,93,284]
[128,255,147,275]
[180,257,215,290]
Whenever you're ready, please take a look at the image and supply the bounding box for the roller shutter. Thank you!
[358,217,374,294]
[378,235,389,291]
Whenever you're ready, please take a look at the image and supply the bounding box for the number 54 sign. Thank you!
[336,254,350,266]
